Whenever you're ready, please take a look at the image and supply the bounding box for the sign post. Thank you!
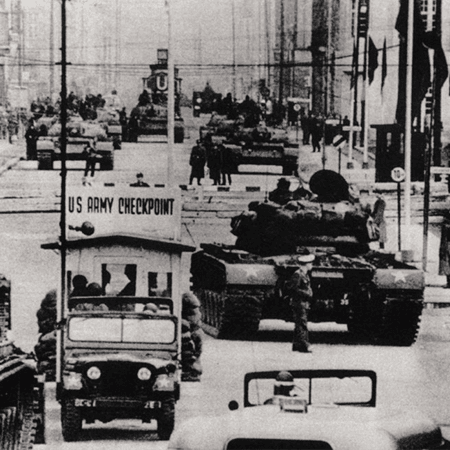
[332,134,347,174]
[391,167,406,251]
[293,103,301,142]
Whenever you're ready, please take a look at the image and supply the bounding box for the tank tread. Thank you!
[0,380,38,450]
[218,294,262,340]
[198,289,262,340]
[377,298,423,346]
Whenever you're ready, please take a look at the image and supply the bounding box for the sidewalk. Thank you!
[0,138,25,174]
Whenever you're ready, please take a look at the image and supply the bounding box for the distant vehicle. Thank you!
[169,369,450,450]
[192,90,222,117]
[199,116,299,175]
[36,117,114,171]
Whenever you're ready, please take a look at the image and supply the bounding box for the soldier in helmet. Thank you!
[284,252,315,353]
[264,371,298,405]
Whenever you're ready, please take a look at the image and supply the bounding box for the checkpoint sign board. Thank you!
[391,167,406,183]
[66,186,182,241]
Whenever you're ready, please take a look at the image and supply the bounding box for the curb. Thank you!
[0,156,21,175]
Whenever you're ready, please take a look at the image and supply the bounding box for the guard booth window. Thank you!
[102,264,137,296]
[148,272,172,297]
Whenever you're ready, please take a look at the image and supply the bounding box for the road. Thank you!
[0,118,448,447]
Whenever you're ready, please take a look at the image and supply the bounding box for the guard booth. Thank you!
[371,124,425,182]
[41,185,195,382]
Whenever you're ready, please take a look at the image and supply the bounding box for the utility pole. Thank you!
[115,0,121,89]
[403,0,414,252]
[50,0,54,98]
[167,0,174,187]
[231,0,236,99]
[265,0,271,92]
[58,0,68,387]
[279,0,285,103]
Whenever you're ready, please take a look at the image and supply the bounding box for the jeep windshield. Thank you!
[68,316,176,344]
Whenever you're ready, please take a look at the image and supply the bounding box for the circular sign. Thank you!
[293,103,301,112]
[391,167,406,183]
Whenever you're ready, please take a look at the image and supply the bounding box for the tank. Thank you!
[0,274,46,447]
[36,115,114,171]
[190,170,424,346]
[127,103,185,143]
[199,117,298,175]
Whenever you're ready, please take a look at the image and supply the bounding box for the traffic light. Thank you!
[358,4,368,38]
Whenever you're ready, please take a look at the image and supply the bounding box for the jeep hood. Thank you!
[65,350,176,369]
[169,405,444,450]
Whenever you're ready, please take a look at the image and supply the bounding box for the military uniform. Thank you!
[285,266,313,352]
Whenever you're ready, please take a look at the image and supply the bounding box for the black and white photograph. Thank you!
[0,0,449,448]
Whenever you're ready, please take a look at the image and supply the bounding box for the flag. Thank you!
[395,0,431,127]
[368,37,378,84]
[422,31,449,92]
[381,38,387,92]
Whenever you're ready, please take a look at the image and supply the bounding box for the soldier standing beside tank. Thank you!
[284,253,315,353]
[206,144,222,186]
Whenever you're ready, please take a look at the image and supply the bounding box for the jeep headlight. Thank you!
[137,367,151,381]
[86,366,101,380]
[63,372,83,390]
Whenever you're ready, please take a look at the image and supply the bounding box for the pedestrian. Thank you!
[372,195,387,249]
[206,144,222,186]
[25,121,39,160]
[220,145,238,186]
[439,212,450,288]
[311,115,323,153]
[82,143,98,179]
[130,172,150,187]
[284,252,315,353]
[189,141,206,186]
[269,178,292,205]
[300,112,311,145]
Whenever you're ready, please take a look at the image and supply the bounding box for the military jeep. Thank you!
[60,295,180,442]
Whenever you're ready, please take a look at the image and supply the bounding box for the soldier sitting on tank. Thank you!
[292,179,313,201]
[74,282,108,311]
[269,178,292,205]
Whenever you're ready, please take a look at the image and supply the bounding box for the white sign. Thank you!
[342,125,362,131]
[391,167,406,183]
[332,134,346,148]
[66,186,182,241]
[430,166,450,175]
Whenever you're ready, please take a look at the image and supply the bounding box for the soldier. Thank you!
[269,178,292,205]
[189,141,206,186]
[284,253,315,353]
[130,172,150,187]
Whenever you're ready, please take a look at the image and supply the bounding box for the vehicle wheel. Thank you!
[218,294,262,340]
[157,397,175,440]
[347,286,382,342]
[377,299,423,346]
[174,128,185,143]
[61,399,82,442]
[100,154,114,171]
[37,151,53,170]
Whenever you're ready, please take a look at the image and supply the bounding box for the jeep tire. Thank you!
[157,397,175,440]
[61,399,82,442]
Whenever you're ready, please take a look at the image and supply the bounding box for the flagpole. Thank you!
[362,1,370,169]
[403,0,414,252]
[348,0,361,169]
